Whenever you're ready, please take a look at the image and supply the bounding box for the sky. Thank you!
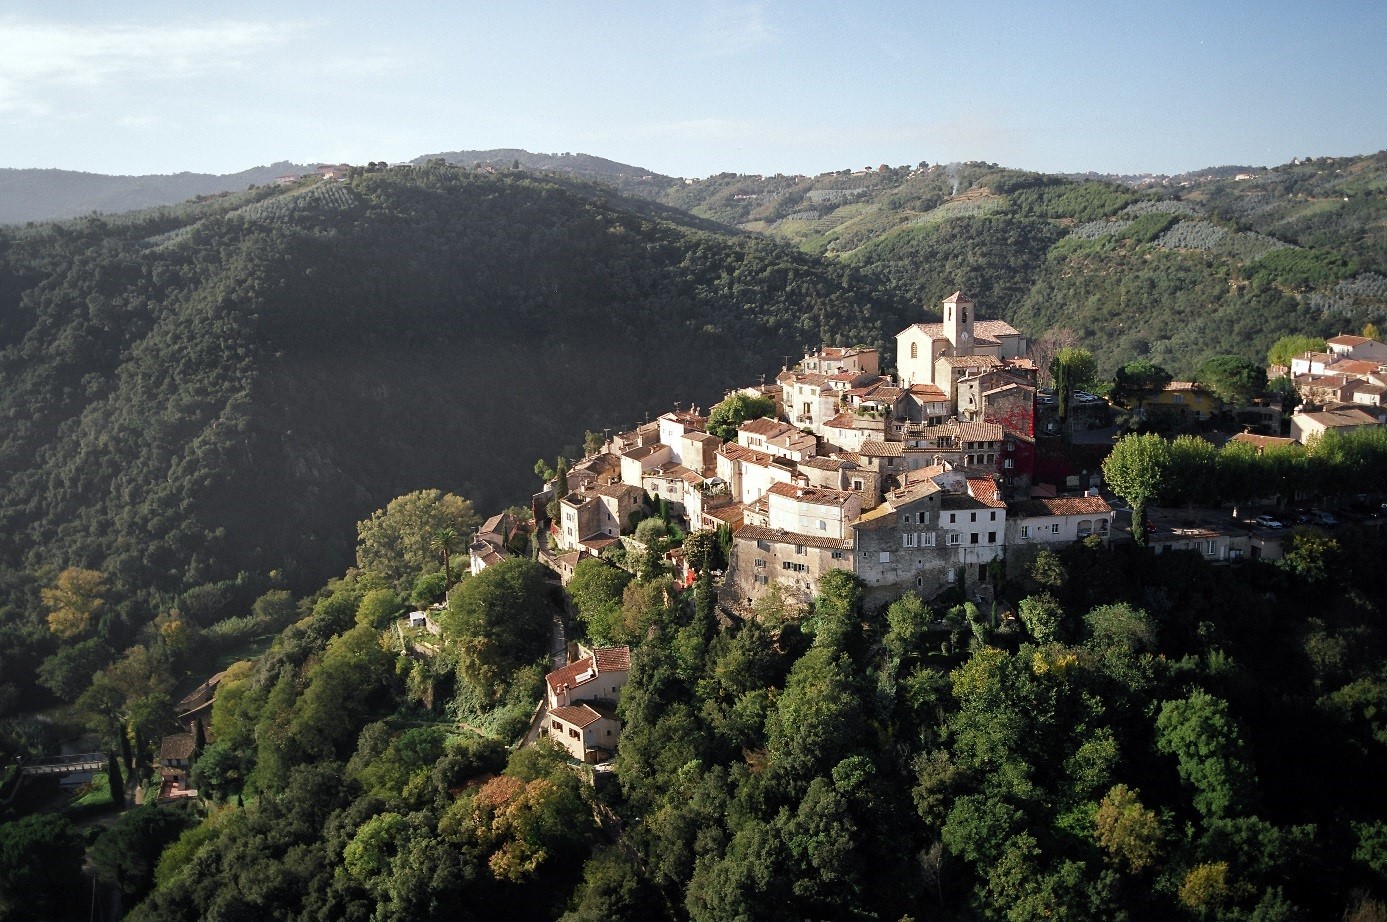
[1,1,1384,179]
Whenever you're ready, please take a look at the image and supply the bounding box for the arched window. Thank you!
[910,342,918,359]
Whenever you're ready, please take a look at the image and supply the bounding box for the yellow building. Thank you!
[1144,382,1221,421]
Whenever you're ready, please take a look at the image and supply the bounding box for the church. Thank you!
[896,291,1030,403]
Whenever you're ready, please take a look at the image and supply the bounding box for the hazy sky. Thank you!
[2,1,1383,178]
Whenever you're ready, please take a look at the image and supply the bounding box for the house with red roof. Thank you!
[543,644,631,763]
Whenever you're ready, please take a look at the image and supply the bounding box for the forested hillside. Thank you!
[663,153,1387,376]
[0,164,897,715]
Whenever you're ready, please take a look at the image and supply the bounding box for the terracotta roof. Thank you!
[1329,359,1382,376]
[550,704,605,729]
[621,443,668,461]
[1011,496,1113,517]
[817,346,875,358]
[824,411,859,429]
[799,456,850,471]
[660,410,707,428]
[735,525,854,550]
[1299,408,1381,428]
[719,443,775,466]
[957,421,1003,442]
[1328,334,1373,346]
[684,431,722,445]
[942,291,972,304]
[740,416,792,437]
[546,646,631,696]
[593,647,632,672]
[1164,381,1205,392]
[768,482,855,505]
[940,354,1002,369]
[789,372,829,386]
[160,733,196,761]
[909,384,949,401]
[966,478,1006,507]
[591,482,644,500]
[1229,432,1296,451]
[902,319,1023,340]
[860,440,904,457]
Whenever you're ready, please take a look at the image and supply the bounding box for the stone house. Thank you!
[1004,495,1113,574]
[726,526,853,607]
[738,417,818,463]
[1290,406,1385,443]
[642,463,705,518]
[680,431,723,477]
[620,443,673,487]
[717,443,797,505]
[800,345,880,377]
[557,483,646,551]
[821,410,887,454]
[658,409,708,465]
[544,645,631,763]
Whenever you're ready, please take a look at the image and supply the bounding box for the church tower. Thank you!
[942,291,974,354]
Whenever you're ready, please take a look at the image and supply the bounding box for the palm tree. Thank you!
[430,528,460,592]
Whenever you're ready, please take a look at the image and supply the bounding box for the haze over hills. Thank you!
[0,162,313,224]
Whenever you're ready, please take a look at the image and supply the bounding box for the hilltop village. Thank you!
[453,293,1387,765]
[533,292,1089,614]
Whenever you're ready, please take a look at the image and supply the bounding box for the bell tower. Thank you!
[942,291,974,353]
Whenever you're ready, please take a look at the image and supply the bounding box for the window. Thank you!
[990,511,996,521]
[970,512,977,523]
[1099,519,1109,532]
[1078,520,1093,536]
[852,479,864,490]
[988,531,996,543]
[1021,524,1030,538]
[795,545,806,556]
[831,551,843,559]
[569,728,580,739]
[879,551,891,563]
[1051,523,1060,535]
[817,520,827,531]
[910,342,918,359]
[755,558,766,569]
[903,533,918,548]
[949,513,956,524]
[922,533,936,547]
[1003,458,1014,469]
[754,574,769,585]
[899,514,909,526]
[551,720,562,731]
[1204,540,1216,556]
[949,533,961,545]
[756,539,771,551]
[970,533,979,545]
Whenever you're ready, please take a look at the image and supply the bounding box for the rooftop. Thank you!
[902,319,1024,340]
[735,524,854,550]
[1011,496,1113,518]
[768,482,856,505]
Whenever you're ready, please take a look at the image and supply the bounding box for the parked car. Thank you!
[1254,515,1285,529]
[1307,510,1339,526]
[1074,392,1102,403]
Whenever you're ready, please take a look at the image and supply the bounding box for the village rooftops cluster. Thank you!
[512,293,1115,611]
[1287,334,1387,430]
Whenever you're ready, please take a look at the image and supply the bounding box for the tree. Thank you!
[1102,433,1170,546]
[1111,360,1172,410]
[41,567,107,639]
[583,430,606,457]
[430,528,460,590]
[547,457,570,520]
[1018,593,1064,644]
[88,805,196,902]
[1277,529,1339,584]
[1094,784,1161,872]
[356,489,481,589]
[1197,354,1267,406]
[356,587,402,629]
[444,558,553,699]
[0,814,85,921]
[683,529,719,573]
[568,558,632,645]
[191,740,248,801]
[1266,335,1326,368]
[1155,690,1256,818]
[1363,322,1380,341]
[706,393,776,440]
[1050,347,1096,420]
[1030,328,1079,389]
